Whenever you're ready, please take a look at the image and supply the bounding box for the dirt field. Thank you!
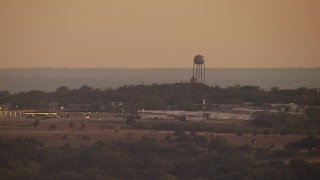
[0,117,307,148]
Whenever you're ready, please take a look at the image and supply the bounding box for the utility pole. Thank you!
[121,107,124,122]
[202,99,206,120]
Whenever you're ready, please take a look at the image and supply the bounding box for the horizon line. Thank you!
[1,67,320,69]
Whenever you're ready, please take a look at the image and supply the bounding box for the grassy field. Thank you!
[0,117,307,148]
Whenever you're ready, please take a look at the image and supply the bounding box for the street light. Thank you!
[202,99,206,120]
[61,107,64,118]
[121,107,124,122]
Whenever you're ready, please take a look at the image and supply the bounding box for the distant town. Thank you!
[0,82,318,123]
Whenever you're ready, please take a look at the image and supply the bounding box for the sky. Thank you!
[0,0,319,68]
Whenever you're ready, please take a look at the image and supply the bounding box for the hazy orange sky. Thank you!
[0,0,319,68]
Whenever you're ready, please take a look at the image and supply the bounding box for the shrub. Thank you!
[193,135,208,147]
[165,135,171,141]
[263,129,270,135]
[174,127,186,137]
[62,134,68,140]
[176,135,188,142]
[207,137,228,151]
[237,131,244,136]
[126,133,133,141]
[126,116,135,124]
[280,130,288,135]
[82,135,90,140]
[255,148,272,159]
[49,124,57,130]
[69,121,75,127]
[272,148,296,158]
[239,143,255,153]
[252,131,258,136]
[32,119,39,127]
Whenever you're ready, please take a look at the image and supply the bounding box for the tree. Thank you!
[0,90,10,103]
[174,127,188,142]
[306,107,320,126]
[255,148,272,159]
[207,137,228,151]
[49,124,57,130]
[251,111,304,129]
[55,86,69,94]
[193,135,208,148]
[251,112,282,128]
[286,136,320,152]
[32,119,39,127]
[69,122,75,127]
[299,136,320,152]
[285,141,301,152]
[289,159,320,180]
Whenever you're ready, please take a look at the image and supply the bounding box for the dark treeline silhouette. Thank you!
[1,83,320,111]
[1,137,320,179]
[1,68,320,93]
[286,136,320,152]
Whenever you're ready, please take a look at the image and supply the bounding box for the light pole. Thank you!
[202,99,206,121]
[142,109,145,119]
[121,107,124,122]
[61,107,64,118]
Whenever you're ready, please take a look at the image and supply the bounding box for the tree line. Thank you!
[1,83,319,111]
[1,136,320,180]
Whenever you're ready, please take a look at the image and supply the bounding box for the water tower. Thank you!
[191,55,206,84]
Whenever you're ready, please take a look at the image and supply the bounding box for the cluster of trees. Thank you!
[286,136,320,152]
[305,106,320,126]
[1,83,320,111]
[1,137,320,179]
[251,112,305,128]
[253,136,320,160]
[251,110,320,131]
